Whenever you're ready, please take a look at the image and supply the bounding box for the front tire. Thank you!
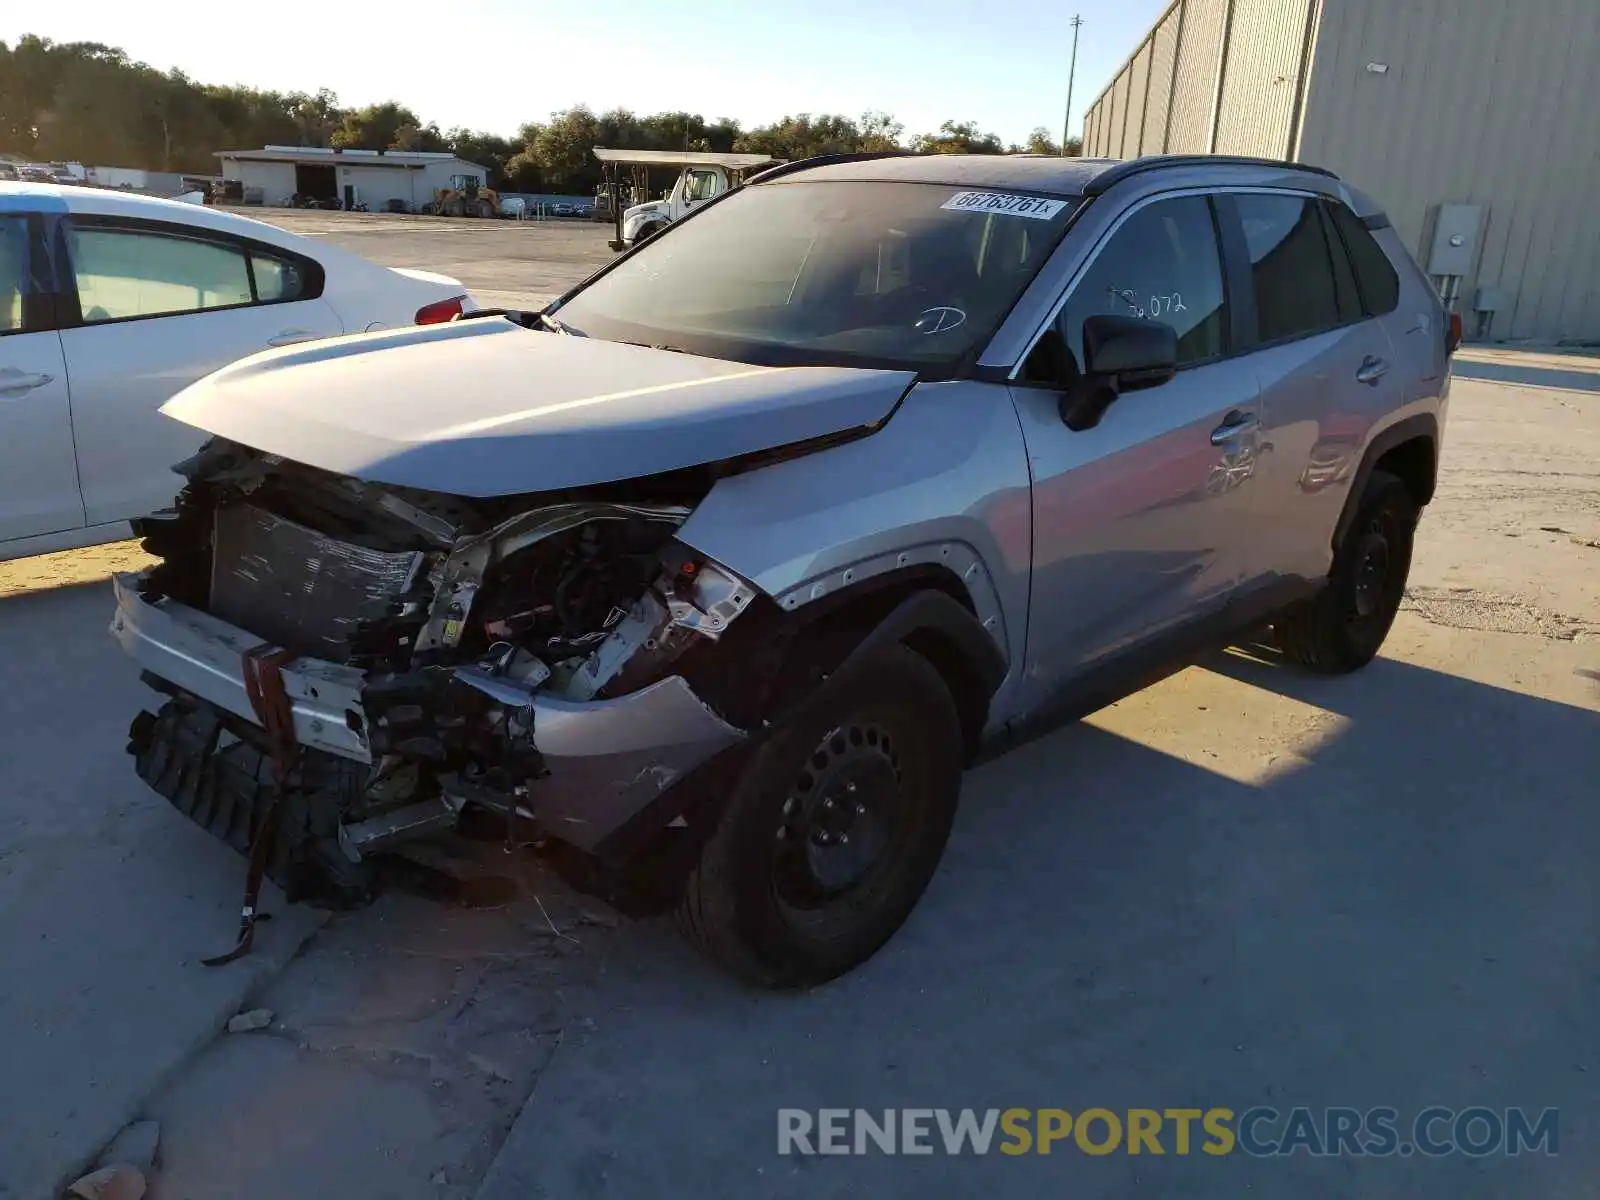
[1273,468,1417,673]
[676,643,964,988]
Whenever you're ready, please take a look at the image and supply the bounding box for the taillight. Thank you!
[1446,311,1462,354]
[415,295,466,325]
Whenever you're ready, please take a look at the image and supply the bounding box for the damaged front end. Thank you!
[114,439,772,920]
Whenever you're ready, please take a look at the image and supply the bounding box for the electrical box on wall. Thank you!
[1474,286,1510,314]
[1426,204,1486,277]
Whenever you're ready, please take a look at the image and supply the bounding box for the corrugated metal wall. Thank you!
[1214,0,1314,156]
[1168,0,1229,151]
[1081,0,1237,160]
[1140,11,1182,154]
[1298,0,1600,342]
[1124,41,1153,157]
[1109,69,1133,156]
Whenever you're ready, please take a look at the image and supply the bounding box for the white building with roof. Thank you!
[216,146,487,211]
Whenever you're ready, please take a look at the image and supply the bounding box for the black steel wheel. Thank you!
[677,642,964,988]
[1274,468,1417,673]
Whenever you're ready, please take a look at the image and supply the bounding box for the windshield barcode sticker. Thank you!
[940,191,1068,220]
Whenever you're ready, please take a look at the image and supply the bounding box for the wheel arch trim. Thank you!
[769,540,1009,666]
[1333,411,1438,551]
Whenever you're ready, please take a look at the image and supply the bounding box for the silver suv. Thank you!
[113,153,1453,984]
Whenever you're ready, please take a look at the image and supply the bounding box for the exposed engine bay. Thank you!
[117,437,799,922]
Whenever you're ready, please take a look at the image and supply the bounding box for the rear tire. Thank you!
[676,643,963,988]
[1273,468,1416,673]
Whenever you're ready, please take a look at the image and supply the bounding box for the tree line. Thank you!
[1,36,1081,195]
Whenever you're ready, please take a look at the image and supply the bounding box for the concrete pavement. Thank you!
[0,582,324,1200]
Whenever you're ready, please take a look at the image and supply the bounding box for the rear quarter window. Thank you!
[251,251,314,303]
[1325,201,1400,316]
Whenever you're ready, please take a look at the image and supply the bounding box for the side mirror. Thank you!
[1083,313,1178,389]
[1060,314,1179,431]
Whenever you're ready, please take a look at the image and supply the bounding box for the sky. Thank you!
[5,0,1169,147]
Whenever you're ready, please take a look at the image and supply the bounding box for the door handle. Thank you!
[267,329,321,347]
[1356,355,1390,386]
[0,370,53,396]
[1210,409,1260,446]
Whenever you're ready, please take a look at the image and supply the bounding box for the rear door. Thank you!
[1219,190,1405,587]
[57,216,343,526]
[0,212,82,545]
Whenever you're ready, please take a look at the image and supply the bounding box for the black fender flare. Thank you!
[827,588,1007,710]
[1332,412,1438,551]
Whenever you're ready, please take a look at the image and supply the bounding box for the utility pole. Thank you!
[1061,15,1083,155]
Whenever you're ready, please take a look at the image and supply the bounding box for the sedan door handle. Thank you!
[1210,409,1260,445]
[0,370,53,396]
[1356,355,1390,386]
[267,329,322,347]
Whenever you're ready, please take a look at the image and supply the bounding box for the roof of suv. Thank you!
[760,153,1339,198]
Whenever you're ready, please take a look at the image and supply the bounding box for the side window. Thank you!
[1054,194,1228,372]
[70,225,251,323]
[1318,204,1364,325]
[0,217,28,333]
[251,251,312,303]
[1234,193,1344,344]
[684,170,720,203]
[1324,200,1400,316]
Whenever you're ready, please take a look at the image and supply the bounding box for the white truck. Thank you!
[592,148,781,251]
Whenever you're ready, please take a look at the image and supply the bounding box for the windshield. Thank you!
[551,181,1078,375]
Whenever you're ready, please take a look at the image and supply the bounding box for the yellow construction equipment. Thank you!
[432,173,502,218]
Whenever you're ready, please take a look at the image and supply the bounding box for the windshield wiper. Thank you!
[538,311,579,335]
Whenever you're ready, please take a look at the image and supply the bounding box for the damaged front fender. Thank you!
[454,675,744,850]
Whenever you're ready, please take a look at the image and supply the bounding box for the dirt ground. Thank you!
[1,208,1596,1200]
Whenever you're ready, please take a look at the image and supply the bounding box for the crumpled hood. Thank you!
[159,318,915,497]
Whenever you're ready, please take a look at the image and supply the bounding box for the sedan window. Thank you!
[0,217,26,333]
[252,251,312,303]
[70,226,252,323]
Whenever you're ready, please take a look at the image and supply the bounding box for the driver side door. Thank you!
[1008,192,1265,695]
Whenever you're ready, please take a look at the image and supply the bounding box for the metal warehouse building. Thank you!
[1081,0,1600,344]
[216,146,487,213]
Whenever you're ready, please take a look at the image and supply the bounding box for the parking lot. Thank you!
[237,207,617,311]
[2,209,1597,1200]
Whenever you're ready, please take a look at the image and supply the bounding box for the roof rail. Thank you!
[1083,154,1338,196]
[745,151,917,185]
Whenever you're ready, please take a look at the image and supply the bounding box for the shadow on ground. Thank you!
[1452,356,1600,393]
[479,649,1599,1200]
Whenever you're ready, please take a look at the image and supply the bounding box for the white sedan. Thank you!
[0,182,476,561]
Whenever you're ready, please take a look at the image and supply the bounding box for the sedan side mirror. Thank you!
[1060,314,1179,431]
